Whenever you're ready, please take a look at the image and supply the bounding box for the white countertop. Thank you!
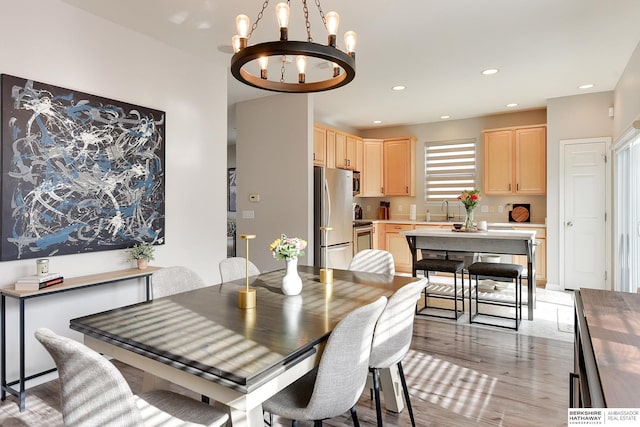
[401,227,537,240]
[369,220,545,228]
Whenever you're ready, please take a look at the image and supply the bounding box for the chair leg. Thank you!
[397,362,416,427]
[371,367,383,427]
[350,406,360,427]
[201,395,209,404]
[314,421,323,427]
[292,420,298,427]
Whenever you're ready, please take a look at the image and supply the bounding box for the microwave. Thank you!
[353,171,361,196]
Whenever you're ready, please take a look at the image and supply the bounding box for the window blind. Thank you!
[424,139,476,202]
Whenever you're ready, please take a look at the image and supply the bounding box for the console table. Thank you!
[1,266,160,412]
[572,288,640,408]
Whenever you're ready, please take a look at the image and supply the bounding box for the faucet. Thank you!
[442,201,455,221]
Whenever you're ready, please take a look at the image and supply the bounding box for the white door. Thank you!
[560,139,609,290]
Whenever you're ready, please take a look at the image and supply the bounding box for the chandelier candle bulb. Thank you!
[275,2,290,40]
[326,11,339,46]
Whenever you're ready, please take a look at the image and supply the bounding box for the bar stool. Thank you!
[467,262,523,330]
[414,253,466,320]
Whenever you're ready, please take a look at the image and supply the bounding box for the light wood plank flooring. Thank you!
[0,312,573,427]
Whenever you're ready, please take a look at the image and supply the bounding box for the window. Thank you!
[424,139,477,202]
[614,127,640,292]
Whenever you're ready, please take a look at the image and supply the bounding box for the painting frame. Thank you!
[0,74,166,261]
[228,168,236,212]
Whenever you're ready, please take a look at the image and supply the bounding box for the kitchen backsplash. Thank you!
[356,195,547,224]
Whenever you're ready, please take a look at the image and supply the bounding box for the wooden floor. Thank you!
[0,315,573,427]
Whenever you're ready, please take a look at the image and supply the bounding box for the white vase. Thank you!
[282,257,302,295]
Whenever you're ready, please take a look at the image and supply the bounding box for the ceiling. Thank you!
[60,0,640,138]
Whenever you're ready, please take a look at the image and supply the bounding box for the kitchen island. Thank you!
[402,228,537,320]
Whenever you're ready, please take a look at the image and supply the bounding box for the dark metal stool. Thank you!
[414,257,466,319]
[467,262,523,330]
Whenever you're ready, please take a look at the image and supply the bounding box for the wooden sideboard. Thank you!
[573,289,640,407]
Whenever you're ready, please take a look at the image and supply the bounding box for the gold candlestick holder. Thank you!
[238,234,257,309]
[319,226,333,283]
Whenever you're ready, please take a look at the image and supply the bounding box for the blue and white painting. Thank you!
[0,74,165,261]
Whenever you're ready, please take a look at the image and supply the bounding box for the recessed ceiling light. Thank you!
[392,85,406,91]
[440,115,451,120]
[373,120,382,124]
[506,103,518,108]
[481,68,499,75]
[578,83,595,89]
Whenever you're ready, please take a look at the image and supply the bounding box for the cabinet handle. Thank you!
[406,186,408,193]
[508,184,511,191]
[569,372,579,408]
[517,183,519,191]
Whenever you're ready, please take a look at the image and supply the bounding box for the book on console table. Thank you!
[14,273,64,290]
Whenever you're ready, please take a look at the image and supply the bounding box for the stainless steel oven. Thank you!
[353,221,373,255]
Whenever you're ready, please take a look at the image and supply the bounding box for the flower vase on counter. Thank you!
[458,189,481,231]
[464,207,474,231]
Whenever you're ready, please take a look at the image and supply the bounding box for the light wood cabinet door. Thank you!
[483,130,513,195]
[483,126,546,196]
[326,129,336,169]
[383,138,416,196]
[335,132,347,169]
[362,139,384,197]
[372,222,385,250]
[385,224,413,273]
[354,137,364,172]
[313,126,326,166]
[515,127,546,194]
[345,135,358,170]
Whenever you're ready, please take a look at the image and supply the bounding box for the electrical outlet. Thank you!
[398,204,403,212]
[489,206,496,213]
[242,210,254,219]
[497,205,504,213]
[481,205,489,213]
[366,205,371,212]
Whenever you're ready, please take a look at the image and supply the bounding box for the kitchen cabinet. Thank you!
[483,125,546,195]
[373,222,385,250]
[335,132,360,170]
[384,137,416,196]
[385,223,413,273]
[313,125,326,166]
[325,128,336,169]
[361,139,384,197]
[512,227,546,285]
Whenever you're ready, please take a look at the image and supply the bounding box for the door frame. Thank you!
[558,137,612,290]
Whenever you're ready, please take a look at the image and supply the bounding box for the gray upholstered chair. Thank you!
[151,266,208,299]
[348,249,396,275]
[219,257,260,283]
[262,296,387,426]
[34,328,229,427]
[369,280,426,427]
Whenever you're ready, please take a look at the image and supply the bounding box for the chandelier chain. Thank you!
[315,0,327,26]
[302,0,313,42]
[248,0,271,40]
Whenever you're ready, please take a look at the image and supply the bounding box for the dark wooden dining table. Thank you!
[70,265,422,427]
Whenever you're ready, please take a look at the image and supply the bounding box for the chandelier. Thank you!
[230,0,356,93]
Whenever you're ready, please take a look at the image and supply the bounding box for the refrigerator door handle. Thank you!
[324,177,331,228]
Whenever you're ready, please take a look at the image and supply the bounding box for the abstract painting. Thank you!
[0,74,165,261]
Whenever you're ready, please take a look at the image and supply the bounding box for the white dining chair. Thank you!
[219,257,260,283]
[369,279,426,427]
[263,296,387,426]
[151,266,209,299]
[348,249,395,275]
[34,328,229,427]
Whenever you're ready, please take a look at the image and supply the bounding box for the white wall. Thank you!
[614,41,640,139]
[235,94,313,272]
[0,0,227,385]
[546,92,614,288]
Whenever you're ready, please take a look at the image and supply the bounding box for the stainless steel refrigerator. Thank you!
[314,167,353,270]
